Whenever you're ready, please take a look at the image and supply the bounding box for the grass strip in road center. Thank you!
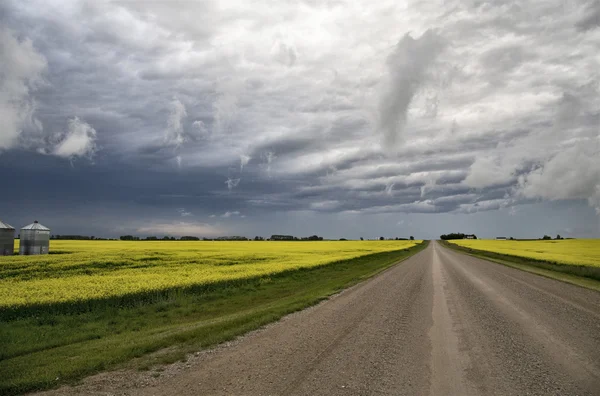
[0,241,427,395]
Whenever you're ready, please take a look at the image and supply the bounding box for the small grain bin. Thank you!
[0,220,15,256]
[20,221,50,255]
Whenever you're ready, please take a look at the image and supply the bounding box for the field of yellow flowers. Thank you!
[447,239,600,267]
[0,240,420,314]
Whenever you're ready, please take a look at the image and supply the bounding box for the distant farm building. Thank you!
[20,221,50,255]
[465,234,477,239]
[0,220,15,256]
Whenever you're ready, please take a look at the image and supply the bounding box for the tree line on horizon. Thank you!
[44,234,418,241]
[440,233,570,240]
[440,233,477,240]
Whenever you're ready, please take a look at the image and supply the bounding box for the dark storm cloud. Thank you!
[576,1,600,31]
[0,0,598,238]
[378,30,445,147]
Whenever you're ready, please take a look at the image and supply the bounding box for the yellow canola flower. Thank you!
[447,239,600,267]
[0,240,420,309]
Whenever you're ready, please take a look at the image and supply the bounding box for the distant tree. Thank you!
[556,234,562,240]
[52,235,99,240]
[360,237,364,241]
[440,233,466,240]
[299,235,323,241]
[542,235,552,240]
[90,236,95,240]
[379,236,385,241]
[339,238,347,241]
[271,235,295,241]
[410,236,414,240]
[509,237,514,240]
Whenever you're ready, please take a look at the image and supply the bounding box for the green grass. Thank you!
[0,242,427,395]
[439,240,600,292]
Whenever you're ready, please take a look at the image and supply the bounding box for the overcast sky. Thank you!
[1,0,599,239]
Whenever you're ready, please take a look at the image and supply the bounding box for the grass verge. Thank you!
[439,240,600,292]
[0,241,427,395]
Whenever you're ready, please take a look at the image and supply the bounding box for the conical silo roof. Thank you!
[0,220,15,230]
[21,220,50,231]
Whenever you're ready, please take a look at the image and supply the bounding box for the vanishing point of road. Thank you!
[47,241,600,395]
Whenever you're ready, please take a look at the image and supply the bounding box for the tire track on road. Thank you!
[33,242,600,396]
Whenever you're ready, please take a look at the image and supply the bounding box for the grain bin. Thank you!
[0,220,15,256]
[20,221,50,255]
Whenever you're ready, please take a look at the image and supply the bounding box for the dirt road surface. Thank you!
[36,241,600,395]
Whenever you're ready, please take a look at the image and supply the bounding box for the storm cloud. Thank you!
[378,30,445,148]
[0,0,598,239]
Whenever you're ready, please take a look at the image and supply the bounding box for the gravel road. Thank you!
[36,241,600,395]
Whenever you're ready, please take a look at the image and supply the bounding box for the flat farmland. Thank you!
[446,239,600,267]
[446,239,600,285]
[0,239,425,394]
[22,241,600,396]
[1,240,420,315]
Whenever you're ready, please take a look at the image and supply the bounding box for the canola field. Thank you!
[0,240,420,313]
[447,239,600,267]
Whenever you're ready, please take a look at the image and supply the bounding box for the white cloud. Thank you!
[213,78,242,135]
[457,199,513,214]
[378,30,445,148]
[262,151,277,177]
[0,27,46,150]
[52,117,97,159]
[385,182,394,196]
[464,156,515,189]
[310,200,341,211]
[517,142,600,213]
[221,211,241,218]
[164,98,187,148]
[225,177,241,191]
[176,208,193,217]
[193,120,209,136]
[240,154,251,171]
[420,177,436,197]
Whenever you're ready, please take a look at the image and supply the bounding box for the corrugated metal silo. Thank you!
[20,221,50,255]
[0,220,15,256]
